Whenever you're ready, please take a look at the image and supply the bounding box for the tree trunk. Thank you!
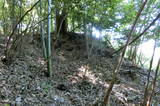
[47,0,52,77]
[128,45,133,60]
[102,74,116,106]
[2,1,7,35]
[18,0,22,34]
[54,8,67,49]
[142,40,156,106]
[5,0,41,62]
[83,7,90,59]
[147,59,160,106]
[40,0,47,59]
[113,12,160,54]
[11,0,16,31]
[71,17,75,32]
[56,9,67,36]
[102,0,148,105]
[146,44,160,106]
[131,45,137,65]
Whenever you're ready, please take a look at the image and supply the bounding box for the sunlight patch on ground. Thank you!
[76,65,110,88]
[112,84,141,105]
[68,64,141,105]
[0,55,5,59]
[114,84,141,93]
[113,91,127,104]
[57,55,66,61]
[37,57,46,65]
[77,65,98,84]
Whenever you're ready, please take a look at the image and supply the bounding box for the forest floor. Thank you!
[0,34,160,106]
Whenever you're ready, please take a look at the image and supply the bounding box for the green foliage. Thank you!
[40,82,53,93]
[53,0,122,32]
[0,0,159,39]
[0,0,160,69]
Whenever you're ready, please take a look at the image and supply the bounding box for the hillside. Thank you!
[0,33,159,106]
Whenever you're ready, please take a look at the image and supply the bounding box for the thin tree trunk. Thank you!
[55,9,60,35]
[99,30,102,54]
[53,14,67,50]
[5,0,41,60]
[89,24,93,56]
[131,45,137,65]
[142,40,156,106]
[40,0,47,59]
[56,9,67,36]
[18,0,22,34]
[114,12,160,54]
[55,7,67,49]
[137,36,144,67]
[102,0,148,105]
[61,8,67,34]
[11,0,16,31]
[128,45,133,60]
[2,1,7,35]
[102,75,116,105]
[83,4,89,59]
[47,0,52,77]
[147,53,160,106]
[72,17,75,32]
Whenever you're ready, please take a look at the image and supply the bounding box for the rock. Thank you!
[25,97,39,103]
[15,96,22,105]
[56,84,68,91]
[16,96,22,102]
[36,86,41,90]
[49,103,56,106]
[53,95,65,103]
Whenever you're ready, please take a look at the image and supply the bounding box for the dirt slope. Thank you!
[0,34,159,106]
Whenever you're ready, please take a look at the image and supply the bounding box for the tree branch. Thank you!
[102,0,149,105]
[5,0,41,56]
[114,12,160,54]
